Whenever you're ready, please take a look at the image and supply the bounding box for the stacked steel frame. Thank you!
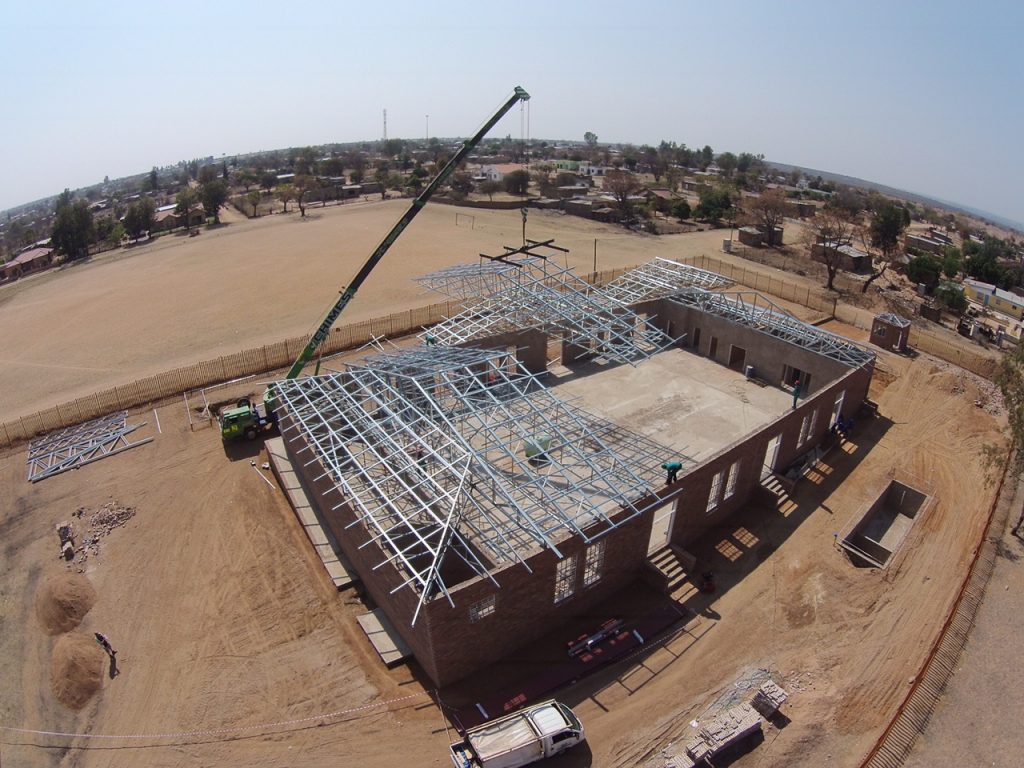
[670,289,875,367]
[415,244,675,364]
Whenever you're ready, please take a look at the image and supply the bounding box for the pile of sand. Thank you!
[35,571,96,635]
[50,632,104,709]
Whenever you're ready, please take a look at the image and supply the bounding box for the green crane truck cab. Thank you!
[219,397,276,441]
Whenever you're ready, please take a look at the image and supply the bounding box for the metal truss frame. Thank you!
[602,257,732,304]
[273,346,674,624]
[671,289,876,367]
[419,249,676,365]
[27,411,153,482]
[876,312,911,328]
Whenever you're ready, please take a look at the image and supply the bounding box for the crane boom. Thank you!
[283,86,530,380]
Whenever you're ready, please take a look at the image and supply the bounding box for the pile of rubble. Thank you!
[59,500,137,572]
[927,355,1004,416]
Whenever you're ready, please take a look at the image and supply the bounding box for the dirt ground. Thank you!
[0,206,1009,767]
[0,334,1005,767]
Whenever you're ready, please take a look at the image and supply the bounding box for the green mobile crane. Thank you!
[220,86,531,442]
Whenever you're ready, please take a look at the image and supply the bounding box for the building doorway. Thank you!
[761,434,782,480]
[728,345,747,371]
[648,501,676,554]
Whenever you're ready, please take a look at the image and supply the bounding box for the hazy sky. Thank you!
[2,0,1022,225]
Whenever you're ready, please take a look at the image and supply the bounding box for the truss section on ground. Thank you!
[273,345,676,624]
[670,289,876,367]
[27,411,153,482]
[602,258,732,304]
[419,253,676,365]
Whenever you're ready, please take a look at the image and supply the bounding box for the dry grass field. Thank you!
[0,202,1010,768]
[0,201,729,422]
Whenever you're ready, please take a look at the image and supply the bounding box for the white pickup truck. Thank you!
[449,700,585,768]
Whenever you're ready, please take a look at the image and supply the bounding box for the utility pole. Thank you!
[425,114,429,142]
[383,109,387,142]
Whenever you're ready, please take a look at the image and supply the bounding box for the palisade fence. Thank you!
[0,299,465,450]
[0,255,1000,450]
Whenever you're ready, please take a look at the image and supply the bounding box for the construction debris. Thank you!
[64,500,137,571]
[662,679,789,768]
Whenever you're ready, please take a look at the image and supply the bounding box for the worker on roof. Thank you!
[662,460,682,485]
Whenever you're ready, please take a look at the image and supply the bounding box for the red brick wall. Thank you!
[282,413,655,687]
[421,509,654,685]
[667,363,872,545]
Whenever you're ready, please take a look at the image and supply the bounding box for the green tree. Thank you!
[906,253,943,289]
[745,188,788,246]
[941,245,962,278]
[503,169,530,196]
[197,164,218,184]
[480,180,502,202]
[200,179,229,223]
[934,281,967,314]
[236,168,258,191]
[260,173,277,192]
[449,171,474,196]
[584,131,598,148]
[717,152,738,177]
[175,187,200,229]
[247,190,262,217]
[695,185,734,226]
[107,221,126,248]
[51,189,95,260]
[147,167,160,192]
[381,139,405,158]
[809,209,857,290]
[124,197,156,240]
[863,203,910,293]
[294,175,317,217]
[670,199,692,221]
[275,184,295,213]
[700,145,714,168]
[604,169,642,226]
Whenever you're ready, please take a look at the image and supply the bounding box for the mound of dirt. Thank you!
[51,632,104,710]
[35,571,96,635]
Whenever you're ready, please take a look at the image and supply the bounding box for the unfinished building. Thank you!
[274,248,875,686]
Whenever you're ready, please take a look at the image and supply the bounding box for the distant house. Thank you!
[963,278,1024,321]
[738,226,784,247]
[811,241,871,273]
[870,313,911,353]
[476,163,524,182]
[737,226,764,246]
[577,162,610,177]
[152,203,204,231]
[0,246,54,281]
[906,233,945,255]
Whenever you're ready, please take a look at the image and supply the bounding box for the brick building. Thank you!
[274,255,874,686]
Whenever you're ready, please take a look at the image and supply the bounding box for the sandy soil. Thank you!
[0,332,1004,767]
